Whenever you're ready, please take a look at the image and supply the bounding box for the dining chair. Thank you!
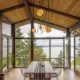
[20,68,29,80]
[51,68,62,80]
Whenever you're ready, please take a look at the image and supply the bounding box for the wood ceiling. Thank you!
[0,0,80,31]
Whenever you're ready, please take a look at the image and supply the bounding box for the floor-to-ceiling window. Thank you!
[71,37,75,70]
[15,23,66,68]
[2,23,13,73]
[75,37,80,73]
[51,39,64,68]
[33,39,49,61]
[33,23,65,68]
[15,23,31,67]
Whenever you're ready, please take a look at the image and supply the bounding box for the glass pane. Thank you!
[71,47,74,57]
[51,47,63,58]
[71,37,74,47]
[34,39,49,60]
[8,39,13,68]
[51,58,64,67]
[15,39,31,67]
[34,46,49,60]
[71,58,74,70]
[3,37,7,72]
[75,37,80,72]
[51,39,63,46]
[34,23,66,38]
[15,24,31,38]
[65,39,69,68]
[34,39,49,46]
[2,23,11,36]
[71,37,74,57]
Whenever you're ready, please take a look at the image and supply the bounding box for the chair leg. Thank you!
[24,77,26,80]
[56,77,58,80]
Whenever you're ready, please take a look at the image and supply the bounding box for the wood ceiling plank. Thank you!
[0,0,23,10]
[49,0,80,17]
[49,12,78,28]
[3,7,29,22]
[33,7,78,28]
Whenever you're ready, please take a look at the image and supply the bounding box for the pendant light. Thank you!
[37,0,44,16]
[45,0,52,33]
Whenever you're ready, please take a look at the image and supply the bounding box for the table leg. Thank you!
[29,74,31,80]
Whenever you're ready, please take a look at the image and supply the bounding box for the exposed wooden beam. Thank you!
[29,3,80,20]
[14,18,30,24]
[0,2,80,20]
[24,0,33,21]
[34,18,66,31]
[0,4,25,13]
[69,21,80,31]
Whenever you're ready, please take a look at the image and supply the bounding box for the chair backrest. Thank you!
[55,68,62,76]
[20,68,26,76]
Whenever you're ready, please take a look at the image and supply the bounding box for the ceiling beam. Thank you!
[0,4,24,13]
[34,18,66,31]
[14,18,30,24]
[69,21,80,31]
[29,3,80,20]
[24,0,33,21]
[0,2,80,21]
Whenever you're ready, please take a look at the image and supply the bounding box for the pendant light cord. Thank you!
[48,0,49,24]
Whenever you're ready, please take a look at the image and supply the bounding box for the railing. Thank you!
[15,57,31,67]
[15,57,64,68]
[75,57,80,69]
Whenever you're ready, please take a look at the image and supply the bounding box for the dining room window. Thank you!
[33,39,49,61]
[75,37,80,73]
[15,23,31,67]
[51,39,64,68]
[1,23,13,73]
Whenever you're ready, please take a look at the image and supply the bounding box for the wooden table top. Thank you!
[25,61,54,74]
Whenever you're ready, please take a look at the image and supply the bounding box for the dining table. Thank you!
[25,61,55,80]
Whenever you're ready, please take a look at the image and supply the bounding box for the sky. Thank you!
[17,23,66,38]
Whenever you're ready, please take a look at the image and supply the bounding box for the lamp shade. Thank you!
[45,25,52,32]
[32,28,36,32]
[37,9,44,16]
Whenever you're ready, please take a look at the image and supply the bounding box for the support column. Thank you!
[31,21,34,61]
[0,14,3,73]
[63,38,65,68]
[0,14,4,80]
[11,24,15,68]
[74,37,76,70]
[66,28,71,68]
[49,39,51,62]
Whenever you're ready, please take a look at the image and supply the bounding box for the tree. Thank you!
[15,28,47,67]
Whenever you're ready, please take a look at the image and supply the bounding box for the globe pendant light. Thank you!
[37,9,44,16]
[32,27,36,32]
[45,24,52,33]
[37,0,44,16]
[45,0,52,33]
